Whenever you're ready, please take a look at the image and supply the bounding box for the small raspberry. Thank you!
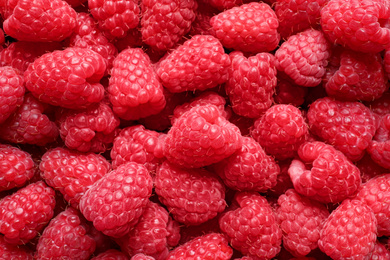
[0,66,24,124]
[367,114,390,169]
[0,235,33,260]
[91,249,130,260]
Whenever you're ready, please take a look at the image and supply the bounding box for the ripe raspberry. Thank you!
[116,201,180,260]
[219,192,282,259]
[24,47,106,109]
[89,0,140,39]
[366,92,390,117]
[275,29,331,87]
[225,51,277,118]
[156,35,230,93]
[141,0,197,51]
[274,78,308,107]
[131,253,155,260]
[39,147,111,208]
[108,48,165,120]
[276,189,330,257]
[321,0,390,53]
[79,162,153,238]
[0,66,24,124]
[0,0,19,20]
[210,2,280,53]
[0,235,33,260]
[35,207,96,260]
[289,141,361,203]
[166,233,233,260]
[367,114,390,169]
[91,249,130,260]
[307,97,376,161]
[155,160,225,225]
[213,136,280,192]
[163,104,243,168]
[370,241,390,260]
[318,199,377,259]
[0,181,55,245]
[57,102,120,153]
[3,0,77,42]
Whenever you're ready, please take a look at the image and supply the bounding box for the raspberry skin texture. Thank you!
[166,233,233,260]
[3,0,77,42]
[141,0,197,51]
[24,47,106,109]
[318,199,377,259]
[369,241,390,260]
[39,147,111,208]
[289,141,361,203]
[251,104,309,160]
[320,0,390,53]
[276,189,330,257]
[35,207,96,260]
[0,235,33,260]
[367,114,390,169]
[79,162,153,238]
[225,51,277,118]
[213,136,280,193]
[156,35,231,93]
[210,2,280,53]
[0,66,25,124]
[155,160,226,226]
[163,104,243,168]
[275,29,331,87]
[0,0,19,20]
[307,97,377,161]
[219,192,282,259]
[0,181,56,245]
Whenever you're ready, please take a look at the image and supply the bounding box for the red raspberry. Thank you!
[225,51,277,118]
[155,160,226,225]
[3,0,77,42]
[0,235,33,260]
[219,192,282,259]
[79,162,153,238]
[0,0,19,20]
[163,104,243,168]
[89,0,140,40]
[0,181,55,245]
[226,109,255,136]
[116,201,180,260]
[367,114,390,169]
[318,199,377,259]
[131,253,155,260]
[251,104,309,160]
[210,2,280,53]
[370,241,390,260]
[108,48,166,120]
[366,92,390,117]
[57,102,120,153]
[91,249,130,260]
[275,29,331,87]
[289,141,361,203]
[307,97,376,161]
[274,78,308,107]
[141,0,197,51]
[156,35,230,93]
[213,136,280,192]
[321,0,390,53]
[39,147,111,208]
[0,66,24,124]
[24,47,106,109]
[166,233,233,260]
[276,189,330,257]
[35,207,96,260]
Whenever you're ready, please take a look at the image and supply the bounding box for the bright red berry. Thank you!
[0,235,33,260]
[0,66,24,124]
[367,114,390,169]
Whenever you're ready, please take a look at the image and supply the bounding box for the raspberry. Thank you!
[274,78,308,107]
[219,192,282,259]
[3,0,77,42]
[0,235,33,260]
[289,141,361,203]
[370,241,390,260]
[307,97,377,161]
[163,104,243,168]
[91,249,130,260]
[130,253,155,260]
[39,147,111,208]
[318,199,377,259]
[35,207,96,260]
[141,0,197,51]
[116,201,180,259]
[266,160,295,197]
[0,0,19,20]
[367,114,390,169]
[89,0,140,39]
[0,181,55,245]
[275,29,331,87]
[356,153,387,183]
[166,233,233,260]
[213,136,280,192]
[225,51,277,118]
[156,35,231,93]
[366,92,390,117]
[155,160,226,225]
[0,66,24,124]
[210,2,280,53]
[108,48,166,120]
[79,162,153,238]
[24,47,106,109]
[320,0,390,53]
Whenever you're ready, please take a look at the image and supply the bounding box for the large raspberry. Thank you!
[0,66,24,124]
[0,235,33,260]
[367,114,390,169]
